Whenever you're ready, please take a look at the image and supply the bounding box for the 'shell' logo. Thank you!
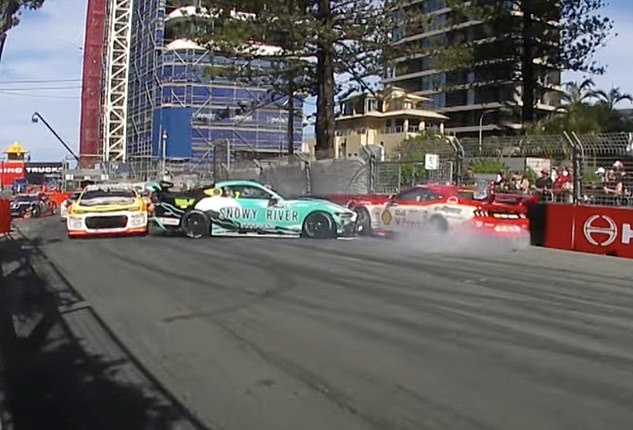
[583,215,633,247]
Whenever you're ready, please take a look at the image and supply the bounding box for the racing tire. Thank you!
[302,211,336,239]
[31,205,41,218]
[181,210,210,239]
[428,215,448,234]
[354,206,371,236]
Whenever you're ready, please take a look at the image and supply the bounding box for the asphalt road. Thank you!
[16,217,633,430]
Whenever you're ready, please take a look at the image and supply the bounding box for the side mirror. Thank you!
[268,198,279,207]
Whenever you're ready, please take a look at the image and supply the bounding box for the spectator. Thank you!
[462,168,477,186]
[519,174,530,194]
[535,169,552,189]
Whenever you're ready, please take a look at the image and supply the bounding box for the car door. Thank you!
[384,187,439,230]
[222,184,278,231]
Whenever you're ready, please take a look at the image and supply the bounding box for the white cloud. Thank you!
[0,0,87,162]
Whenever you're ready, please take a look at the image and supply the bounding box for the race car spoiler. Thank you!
[484,193,540,207]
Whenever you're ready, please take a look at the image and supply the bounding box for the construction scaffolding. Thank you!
[124,1,303,180]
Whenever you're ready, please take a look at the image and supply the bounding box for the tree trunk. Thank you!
[520,6,535,127]
[0,32,6,65]
[315,0,335,159]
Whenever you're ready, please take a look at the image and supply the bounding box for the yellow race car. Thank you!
[66,184,149,238]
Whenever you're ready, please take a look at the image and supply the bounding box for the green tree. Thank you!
[594,87,633,110]
[526,80,633,134]
[418,0,614,127]
[188,0,416,158]
[0,0,45,63]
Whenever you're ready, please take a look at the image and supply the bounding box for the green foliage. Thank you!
[185,0,422,157]
[0,0,45,33]
[468,158,507,174]
[0,0,46,64]
[392,133,453,161]
[526,80,633,134]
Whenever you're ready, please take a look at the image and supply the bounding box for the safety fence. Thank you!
[459,131,633,207]
[86,131,632,205]
[210,131,631,204]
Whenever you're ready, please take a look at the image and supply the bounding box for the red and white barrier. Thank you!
[533,203,633,259]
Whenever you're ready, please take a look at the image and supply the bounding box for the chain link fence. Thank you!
[116,131,632,206]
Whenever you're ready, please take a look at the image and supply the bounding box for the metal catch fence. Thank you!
[118,131,632,207]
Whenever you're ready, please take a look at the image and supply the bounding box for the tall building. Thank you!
[79,0,303,177]
[384,0,561,137]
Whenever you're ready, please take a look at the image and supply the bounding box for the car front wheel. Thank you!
[302,211,336,239]
[181,210,210,239]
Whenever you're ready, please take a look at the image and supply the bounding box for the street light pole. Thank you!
[161,130,167,180]
[478,109,497,154]
[31,112,80,162]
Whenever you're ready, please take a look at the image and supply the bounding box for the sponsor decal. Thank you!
[265,209,299,222]
[25,165,63,174]
[218,207,300,223]
[583,214,632,246]
[381,208,392,225]
[220,207,258,220]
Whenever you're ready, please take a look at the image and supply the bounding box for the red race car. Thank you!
[328,184,533,239]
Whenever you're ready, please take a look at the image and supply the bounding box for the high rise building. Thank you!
[79,0,303,177]
[384,0,561,137]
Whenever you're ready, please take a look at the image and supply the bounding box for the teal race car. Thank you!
[149,179,358,239]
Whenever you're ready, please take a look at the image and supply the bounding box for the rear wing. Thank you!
[486,193,539,207]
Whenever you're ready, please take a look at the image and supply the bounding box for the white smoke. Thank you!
[362,228,530,256]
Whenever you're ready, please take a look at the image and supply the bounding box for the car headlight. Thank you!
[337,212,357,222]
[67,217,83,229]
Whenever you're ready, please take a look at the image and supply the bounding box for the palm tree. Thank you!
[556,78,597,112]
[593,87,633,110]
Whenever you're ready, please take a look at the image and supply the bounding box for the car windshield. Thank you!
[262,184,285,199]
[79,189,136,205]
[13,195,37,202]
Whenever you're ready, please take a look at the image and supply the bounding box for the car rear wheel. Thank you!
[181,210,210,239]
[302,211,336,239]
[354,206,371,236]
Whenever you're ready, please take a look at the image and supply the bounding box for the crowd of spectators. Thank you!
[461,160,632,207]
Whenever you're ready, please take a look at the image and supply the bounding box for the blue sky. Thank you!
[0,0,631,161]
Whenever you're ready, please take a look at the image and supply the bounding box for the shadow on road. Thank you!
[0,234,203,430]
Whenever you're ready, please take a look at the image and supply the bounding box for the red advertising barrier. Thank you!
[0,161,25,186]
[0,199,10,234]
[542,203,575,251]
[48,191,71,207]
[544,203,633,259]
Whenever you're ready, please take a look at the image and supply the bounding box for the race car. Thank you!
[66,185,149,238]
[150,179,358,239]
[59,190,82,221]
[329,184,530,238]
[10,193,57,218]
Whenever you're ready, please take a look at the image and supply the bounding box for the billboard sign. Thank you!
[0,161,25,186]
[24,162,64,184]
